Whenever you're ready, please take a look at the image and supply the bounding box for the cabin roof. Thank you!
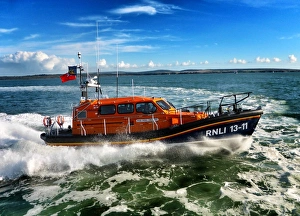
[83,96,165,105]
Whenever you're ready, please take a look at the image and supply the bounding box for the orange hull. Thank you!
[41,94,262,146]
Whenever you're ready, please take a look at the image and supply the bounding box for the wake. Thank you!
[0,113,253,181]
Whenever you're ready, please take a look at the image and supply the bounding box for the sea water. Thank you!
[0,72,299,215]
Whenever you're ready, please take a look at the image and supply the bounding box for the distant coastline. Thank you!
[1,68,299,80]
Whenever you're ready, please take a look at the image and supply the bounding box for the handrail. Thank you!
[80,120,86,136]
[47,117,62,136]
[126,117,131,134]
[152,114,159,130]
[179,109,182,125]
[174,92,253,116]
[103,119,107,135]
[219,92,252,106]
[178,103,207,111]
[218,92,252,114]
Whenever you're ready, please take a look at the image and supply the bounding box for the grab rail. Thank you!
[80,120,86,136]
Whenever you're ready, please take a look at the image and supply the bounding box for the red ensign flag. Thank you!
[60,66,77,83]
[60,73,76,83]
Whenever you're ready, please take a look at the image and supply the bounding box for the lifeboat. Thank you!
[40,53,263,147]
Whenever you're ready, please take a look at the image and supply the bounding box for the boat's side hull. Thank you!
[40,110,262,146]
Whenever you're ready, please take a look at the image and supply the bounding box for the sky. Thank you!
[1,0,300,76]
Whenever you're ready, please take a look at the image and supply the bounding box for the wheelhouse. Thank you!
[71,96,207,136]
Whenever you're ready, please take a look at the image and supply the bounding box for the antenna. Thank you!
[96,21,102,99]
[116,44,119,98]
[78,52,82,85]
[78,52,87,100]
[96,21,100,71]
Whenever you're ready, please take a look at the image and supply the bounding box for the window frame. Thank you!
[156,100,172,110]
[77,110,87,119]
[99,105,116,115]
[136,102,157,114]
[117,103,134,114]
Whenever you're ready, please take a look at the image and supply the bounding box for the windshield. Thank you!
[156,100,172,110]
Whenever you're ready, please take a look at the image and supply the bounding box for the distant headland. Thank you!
[0,68,299,80]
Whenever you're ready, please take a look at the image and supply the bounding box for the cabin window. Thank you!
[99,105,116,115]
[167,101,176,108]
[118,103,134,114]
[77,110,87,119]
[136,102,157,114]
[156,100,171,110]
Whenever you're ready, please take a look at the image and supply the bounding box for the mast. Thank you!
[96,21,102,100]
[78,51,82,85]
[78,52,88,100]
[76,22,103,102]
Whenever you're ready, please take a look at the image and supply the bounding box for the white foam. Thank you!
[0,119,170,180]
[23,185,121,216]
[220,141,300,214]
[150,207,168,216]
[161,185,213,215]
[220,172,297,215]
[186,136,253,155]
[0,119,42,147]
[0,111,256,181]
[101,205,132,215]
[23,170,141,215]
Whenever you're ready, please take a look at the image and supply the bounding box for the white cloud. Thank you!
[200,61,209,64]
[182,61,189,66]
[98,59,107,67]
[145,0,182,14]
[226,0,299,8]
[229,58,247,64]
[0,28,18,34]
[256,57,271,63]
[60,16,125,28]
[112,5,157,15]
[24,34,40,40]
[148,60,155,67]
[279,33,300,40]
[118,61,131,68]
[80,16,124,24]
[0,51,75,76]
[288,54,297,63]
[181,60,195,66]
[111,0,181,15]
[273,57,281,62]
[145,61,164,68]
[60,22,95,27]
[122,45,153,52]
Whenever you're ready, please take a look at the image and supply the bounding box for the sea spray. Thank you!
[1,73,299,215]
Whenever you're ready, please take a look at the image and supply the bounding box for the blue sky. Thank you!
[1,0,300,76]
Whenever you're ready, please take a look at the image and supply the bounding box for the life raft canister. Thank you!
[43,116,52,127]
[56,115,65,127]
